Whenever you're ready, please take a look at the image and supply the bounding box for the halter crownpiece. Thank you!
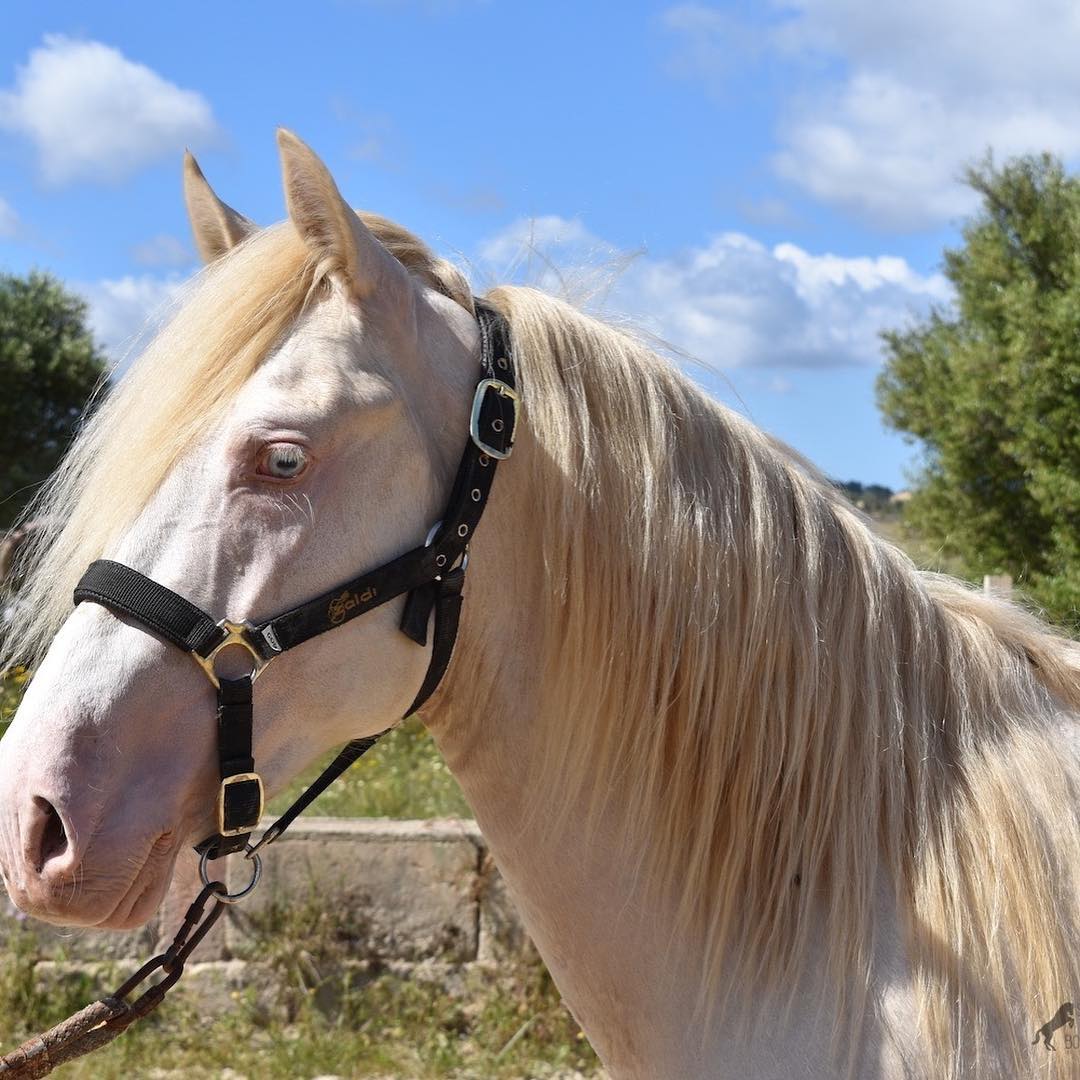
[72,300,518,861]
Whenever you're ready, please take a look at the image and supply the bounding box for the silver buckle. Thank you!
[469,378,520,461]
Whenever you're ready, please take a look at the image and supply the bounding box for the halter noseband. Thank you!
[72,301,518,863]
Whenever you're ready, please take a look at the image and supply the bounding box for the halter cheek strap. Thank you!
[72,301,518,860]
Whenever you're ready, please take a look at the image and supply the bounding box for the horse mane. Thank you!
[479,284,1080,1076]
[7,208,1079,1075]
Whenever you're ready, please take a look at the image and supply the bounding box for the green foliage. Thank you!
[0,930,103,1044]
[877,153,1080,626]
[270,718,472,819]
[0,271,107,527]
[0,666,26,741]
[0,962,598,1079]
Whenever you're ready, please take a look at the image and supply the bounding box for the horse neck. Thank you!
[419,433,665,1062]
[418,426,893,1079]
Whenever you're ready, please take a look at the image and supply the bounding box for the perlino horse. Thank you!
[0,131,1078,1079]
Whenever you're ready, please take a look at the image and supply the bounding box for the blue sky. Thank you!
[2,2,1078,488]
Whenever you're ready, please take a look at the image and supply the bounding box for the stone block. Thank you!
[0,819,536,980]
[224,818,483,964]
[177,960,278,1020]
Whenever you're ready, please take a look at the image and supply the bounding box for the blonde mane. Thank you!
[477,285,1080,1076]
[7,212,1080,1076]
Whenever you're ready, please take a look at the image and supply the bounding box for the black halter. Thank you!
[72,300,518,861]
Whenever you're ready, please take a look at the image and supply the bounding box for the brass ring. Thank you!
[192,620,272,691]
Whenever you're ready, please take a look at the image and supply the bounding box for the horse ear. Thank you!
[183,151,257,263]
[276,128,409,300]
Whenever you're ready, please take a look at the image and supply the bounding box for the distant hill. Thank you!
[832,480,898,516]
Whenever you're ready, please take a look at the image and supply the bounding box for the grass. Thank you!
[0,927,101,1038]
[0,903,600,1079]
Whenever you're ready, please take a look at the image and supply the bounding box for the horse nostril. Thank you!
[30,796,69,873]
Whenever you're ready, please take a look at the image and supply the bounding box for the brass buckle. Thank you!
[193,619,272,690]
[469,378,520,460]
[217,773,265,837]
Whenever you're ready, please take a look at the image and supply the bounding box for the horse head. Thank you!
[0,131,485,928]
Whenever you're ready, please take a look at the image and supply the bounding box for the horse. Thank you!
[1035,1003,1076,1051]
[0,129,1078,1079]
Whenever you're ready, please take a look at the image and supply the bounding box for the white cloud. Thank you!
[0,196,16,237]
[663,4,764,92]
[78,275,185,360]
[619,234,950,368]
[0,35,220,185]
[478,217,950,369]
[478,216,617,268]
[130,233,195,268]
[666,1,1080,229]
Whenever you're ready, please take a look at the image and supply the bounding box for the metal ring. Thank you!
[192,620,272,691]
[457,524,469,538]
[478,454,490,467]
[492,419,504,433]
[199,847,262,904]
[470,488,481,502]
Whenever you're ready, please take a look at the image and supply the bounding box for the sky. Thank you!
[2,2,1079,489]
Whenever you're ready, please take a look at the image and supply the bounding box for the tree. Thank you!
[877,153,1080,626]
[0,271,107,528]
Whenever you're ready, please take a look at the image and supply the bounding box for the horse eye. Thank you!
[257,443,309,480]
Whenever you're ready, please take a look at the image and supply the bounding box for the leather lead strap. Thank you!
[249,734,381,851]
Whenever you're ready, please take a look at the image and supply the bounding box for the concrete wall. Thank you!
[1,818,533,999]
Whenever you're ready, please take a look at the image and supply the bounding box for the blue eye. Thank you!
[257,443,309,480]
